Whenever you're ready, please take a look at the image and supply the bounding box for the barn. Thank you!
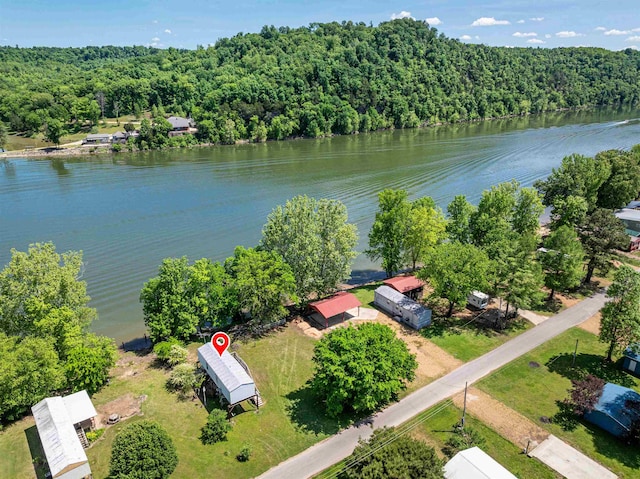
[444,447,517,479]
[382,275,425,300]
[374,285,431,330]
[308,291,362,329]
[584,382,640,438]
[31,390,97,479]
[622,345,640,376]
[197,342,259,410]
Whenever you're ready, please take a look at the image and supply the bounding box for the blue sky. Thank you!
[0,0,638,50]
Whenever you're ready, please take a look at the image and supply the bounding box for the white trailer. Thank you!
[374,285,432,330]
[467,291,489,310]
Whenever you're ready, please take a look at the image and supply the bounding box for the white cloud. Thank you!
[530,17,544,22]
[545,34,552,38]
[605,29,630,35]
[527,38,545,44]
[151,37,160,42]
[627,36,640,42]
[425,17,442,26]
[391,11,412,20]
[513,32,537,37]
[471,17,510,27]
[460,35,472,40]
[475,36,480,40]
[164,29,172,34]
[595,26,606,31]
[556,31,583,38]
[633,28,640,32]
[628,45,638,50]
[517,19,525,24]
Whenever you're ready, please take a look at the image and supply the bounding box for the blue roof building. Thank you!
[584,383,640,438]
[622,344,640,376]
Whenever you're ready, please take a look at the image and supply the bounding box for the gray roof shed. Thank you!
[444,447,517,479]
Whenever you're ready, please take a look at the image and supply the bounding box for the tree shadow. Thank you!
[24,425,48,479]
[284,382,345,436]
[537,297,563,314]
[546,353,636,387]
[589,421,640,470]
[551,400,580,431]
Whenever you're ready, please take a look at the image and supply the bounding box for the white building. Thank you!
[31,390,97,479]
[444,447,517,479]
[374,285,431,330]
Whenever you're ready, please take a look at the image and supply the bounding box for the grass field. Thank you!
[478,327,640,478]
[421,315,533,362]
[316,401,559,479]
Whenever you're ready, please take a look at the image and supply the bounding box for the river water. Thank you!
[2,108,640,342]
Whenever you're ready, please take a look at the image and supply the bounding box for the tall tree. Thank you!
[262,195,358,301]
[404,197,447,270]
[539,225,585,300]
[188,258,238,328]
[470,181,518,248]
[596,149,640,210]
[226,246,297,325]
[367,189,411,277]
[339,427,444,479]
[418,242,490,317]
[311,323,417,417]
[0,121,7,149]
[43,118,64,146]
[513,186,544,236]
[550,195,588,230]
[600,265,640,361]
[578,208,628,284]
[446,195,475,244]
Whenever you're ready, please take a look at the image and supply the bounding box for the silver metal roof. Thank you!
[62,390,97,426]
[375,285,429,314]
[444,447,517,479]
[198,343,254,393]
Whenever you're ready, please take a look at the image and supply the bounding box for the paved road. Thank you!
[256,293,607,479]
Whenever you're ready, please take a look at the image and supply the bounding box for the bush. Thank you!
[443,426,486,459]
[111,143,122,152]
[200,409,232,444]
[153,338,182,363]
[167,363,202,394]
[86,428,104,443]
[109,421,178,479]
[237,444,252,462]
[167,344,188,366]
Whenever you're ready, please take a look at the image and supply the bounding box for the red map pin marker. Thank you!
[211,332,230,356]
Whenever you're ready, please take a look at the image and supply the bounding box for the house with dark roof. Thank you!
[167,116,197,137]
[584,382,640,438]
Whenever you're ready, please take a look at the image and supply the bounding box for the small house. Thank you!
[167,116,197,137]
[467,291,489,310]
[374,285,431,330]
[82,133,112,145]
[31,390,98,479]
[444,447,517,479]
[111,131,128,144]
[622,345,640,376]
[308,292,362,329]
[197,342,259,409]
[382,275,425,300]
[584,382,640,438]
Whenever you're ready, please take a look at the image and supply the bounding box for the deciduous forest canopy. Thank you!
[1,18,639,142]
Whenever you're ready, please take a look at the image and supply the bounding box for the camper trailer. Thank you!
[374,285,431,330]
[467,291,489,310]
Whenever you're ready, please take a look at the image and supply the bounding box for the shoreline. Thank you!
[0,105,601,161]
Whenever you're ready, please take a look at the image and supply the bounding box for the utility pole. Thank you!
[461,381,468,429]
[572,339,579,367]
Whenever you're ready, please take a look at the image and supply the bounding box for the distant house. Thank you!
[82,133,112,145]
[622,345,640,376]
[111,131,128,143]
[614,207,640,251]
[584,382,640,438]
[197,342,260,412]
[444,447,517,479]
[308,292,362,329]
[167,116,197,137]
[31,390,98,479]
[374,285,431,330]
[382,275,425,300]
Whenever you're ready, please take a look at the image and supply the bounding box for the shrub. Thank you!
[443,426,485,459]
[109,421,178,479]
[167,344,188,366]
[86,428,104,443]
[237,443,252,462]
[167,363,202,394]
[153,338,182,363]
[200,409,232,444]
[111,143,122,152]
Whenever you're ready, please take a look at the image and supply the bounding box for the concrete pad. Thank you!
[519,309,549,325]
[346,307,378,320]
[529,435,617,479]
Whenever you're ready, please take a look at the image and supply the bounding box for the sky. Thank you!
[0,0,638,51]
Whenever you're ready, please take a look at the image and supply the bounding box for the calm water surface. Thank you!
[2,108,640,342]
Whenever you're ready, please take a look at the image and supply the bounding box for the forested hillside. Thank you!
[1,18,639,143]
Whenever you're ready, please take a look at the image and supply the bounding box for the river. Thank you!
[1,108,640,342]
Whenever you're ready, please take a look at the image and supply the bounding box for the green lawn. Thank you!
[422,316,533,362]
[478,328,640,478]
[316,401,559,479]
[348,282,381,307]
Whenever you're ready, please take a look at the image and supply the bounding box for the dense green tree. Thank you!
[419,242,490,317]
[64,333,116,394]
[109,421,178,479]
[446,195,475,244]
[226,246,297,325]
[0,121,7,149]
[43,118,65,146]
[600,266,640,361]
[200,409,232,445]
[367,189,411,277]
[262,195,358,301]
[596,149,640,210]
[311,323,417,417]
[578,208,628,284]
[470,180,519,248]
[534,153,611,211]
[550,195,588,230]
[404,197,447,270]
[539,226,585,300]
[513,187,544,236]
[339,427,444,479]
[188,258,237,329]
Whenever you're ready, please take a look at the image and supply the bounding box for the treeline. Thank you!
[1,18,640,144]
